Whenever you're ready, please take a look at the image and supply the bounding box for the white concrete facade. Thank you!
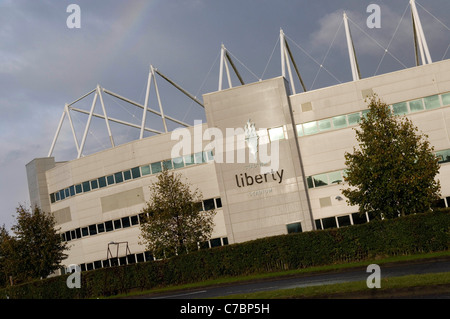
[26,58,450,271]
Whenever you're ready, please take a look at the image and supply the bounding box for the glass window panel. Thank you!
[332,115,347,129]
[205,150,214,161]
[50,193,55,203]
[88,224,97,236]
[328,171,343,184]
[65,231,71,241]
[307,176,314,188]
[105,221,113,232]
[162,160,173,170]
[203,199,215,211]
[296,124,304,137]
[215,198,222,208]
[130,215,139,225]
[352,212,367,225]
[91,179,98,190]
[129,167,140,179]
[82,181,91,192]
[141,165,150,176]
[59,190,65,200]
[286,222,303,234]
[361,110,370,119]
[97,223,105,233]
[65,188,70,197]
[70,230,76,240]
[136,253,145,263]
[184,154,194,166]
[75,228,81,239]
[194,152,205,164]
[55,192,60,201]
[337,215,351,227]
[312,173,328,187]
[442,93,450,106]
[151,162,162,173]
[436,150,450,163]
[123,170,131,181]
[434,199,446,208]
[315,220,323,230]
[75,184,82,194]
[68,185,75,196]
[210,238,222,248]
[222,237,229,245]
[121,217,130,228]
[81,227,88,237]
[113,219,122,230]
[318,119,332,131]
[268,127,285,141]
[94,261,102,269]
[303,121,318,135]
[392,102,408,115]
[114,172,123,183]
[172,157,184,169]
[347,113,361,126]
[98,176,107,188]
[106,175,115,185]
[409,99,424,112]
[322,217,337,229]
[424,95,440,110]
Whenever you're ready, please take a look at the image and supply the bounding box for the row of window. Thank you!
[315,211,373,230]
[50,150,215,204]
[60,197,222,242]
[64,237,229,274]
[307,147,450,190]
[296,92,450,137]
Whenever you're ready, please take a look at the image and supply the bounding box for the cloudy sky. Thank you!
[1,0,449,229]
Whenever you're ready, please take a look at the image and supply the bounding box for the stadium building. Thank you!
[26,3,450,272]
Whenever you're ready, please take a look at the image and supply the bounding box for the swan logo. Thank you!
[244,119,259,161]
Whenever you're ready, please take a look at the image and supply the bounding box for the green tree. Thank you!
[0,205,68,285]
[139,170,216,257]
[342,95,441,219]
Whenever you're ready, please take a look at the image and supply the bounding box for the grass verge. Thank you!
[113,250,450,299]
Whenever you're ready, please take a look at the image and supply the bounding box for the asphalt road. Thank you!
[142,257,450,299]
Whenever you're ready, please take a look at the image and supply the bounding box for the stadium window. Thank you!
[114,172,123,183]
[75,228,81,239]
[303,121,318,135]
[205,150,214,162]
[322,217,337,229]
[81,227,89,237]
[59,189,65,200]
[131,167,141,179]
[106,175,115,185]
[312,173,328,187]
[91,179,98,190]
[392,102,408,115]
[136,253,145,263]
[328,171,343,184]
[98,176,107,188]
[210,238,222,248]
[65,231,71,241]
[141,165,151,176]
[268,126,285,141]
[215,198,222,208]
[162,160,173,170]
[69,185,75,196]
[409,99,424,112]
[222,237,229,245]
[347,112,361,126]
[203,198,215,211]
[286,222,303,234]
[194,152,205,164]
[82,181,91,192]
[113,219,122,230]
[151,162,162,174]
[184,154,194,166]
[172,157,184,169]
[65,188,70,198]
[296,124,304,137]
[121,216,130,228]
[315,219,323,230]
[436,149,450,164]
[332,115,347,129]
[94,261,102,269]
[337,215,351,227]
[97,223,105,233]
[123,170,132,181]
[424,95,440,110]
[50,193,55,203]
[318,119,332,132]
[105,221,113,232]
[130,215,139,226]
[102,260,110,268]
[442,93,450,106]
[306,176,314,189]
[351,212,368,225]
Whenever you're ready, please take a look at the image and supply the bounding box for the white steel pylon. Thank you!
[280,29,307,94]
[343,12,361,82]
[218,44,244,91]
[410,0,432,65]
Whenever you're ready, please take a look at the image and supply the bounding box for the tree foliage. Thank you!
[0,205,68,286]
[139,170,216,257]
[342,95,441,219]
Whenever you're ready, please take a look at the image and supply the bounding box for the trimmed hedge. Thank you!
[2,209,450,299]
